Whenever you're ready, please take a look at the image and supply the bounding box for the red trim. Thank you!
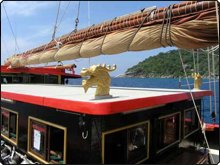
[205,123,219,130]
[1,65,81,78]
[1,90,212,115]
[32,124,46,133]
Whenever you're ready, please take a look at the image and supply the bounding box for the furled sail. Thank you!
[5,1,218,68]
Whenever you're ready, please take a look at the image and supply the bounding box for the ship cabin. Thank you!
[1,84,212,164]
[1,65,81,85]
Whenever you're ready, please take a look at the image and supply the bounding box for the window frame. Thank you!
[102,120,150,164]
[183,107,200,138]
[1,107,18,146]
[156,112,181,154]
[27,116,67,164]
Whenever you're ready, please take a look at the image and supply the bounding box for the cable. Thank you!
[52,1,61,40]
[215,1,219,43]
[178,49,215,164]
[57,1,71,29]
[2,3,20,53]
[200,45,219,53]
[74,1,81,32]
[196,49,199,73]
[192,49,196,73]
[207,47,212,115]
[88,1,91,66]
[211,46,217,118]
[66,1,81,42]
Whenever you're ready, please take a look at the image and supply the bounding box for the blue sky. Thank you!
[1,1,179,76]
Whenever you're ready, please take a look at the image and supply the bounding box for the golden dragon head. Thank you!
[80,64,117,97]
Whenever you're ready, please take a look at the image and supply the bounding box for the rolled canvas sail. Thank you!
[27,53,41,65]
[55,43,81,61]
[39,49,58,63]
[5,1,218,68]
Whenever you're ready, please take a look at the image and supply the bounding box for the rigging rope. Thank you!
[66,1,81,42]
[52,1,61,40]
[192,49,196,73]
[215,1,219,43]
[207,47,213,115]
[2,3,20,53]
[57,1,71,30]
[211,46,217,120]
[159,5,174,47]
[178,49,215,164]
[88,1,91,66]
[196,49,199,73]
[74,1,81,32]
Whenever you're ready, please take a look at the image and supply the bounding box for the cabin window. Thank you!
[1,108,18,145]
[28,117,66,164]
[30,121,47,159]
[157,113,180,153]
[102,121,150,164]
[184,108,199,137]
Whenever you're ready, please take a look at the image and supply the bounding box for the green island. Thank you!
[124,49,219,78]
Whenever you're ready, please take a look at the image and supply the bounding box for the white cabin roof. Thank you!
[1,84,211,115]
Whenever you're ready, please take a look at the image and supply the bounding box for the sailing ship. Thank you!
[1,1,219,164]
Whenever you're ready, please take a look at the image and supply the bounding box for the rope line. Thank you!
[57,1,71,29]
[215,1,219,43]
[159,5,174,47]
[207,47,212,115]
[66,1,81,42]
[88,1,91,66]
[127,8,156,51]
[52,1,61,40]
[192,49,196,73]
[74,1,81,32]
[100,18,117,55]
[2,3,20,53]
[211,46,217,117]
[178,49,215,164]
[196,49,199,73]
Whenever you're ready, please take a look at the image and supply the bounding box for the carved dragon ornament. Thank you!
[80,64,116,97]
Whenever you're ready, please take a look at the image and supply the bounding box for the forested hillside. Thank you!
[125,49,219,78]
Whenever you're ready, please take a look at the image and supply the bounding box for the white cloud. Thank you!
[2,1,53,17]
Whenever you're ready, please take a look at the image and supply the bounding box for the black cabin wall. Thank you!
[1,99,202,164]
[1,101,92,164]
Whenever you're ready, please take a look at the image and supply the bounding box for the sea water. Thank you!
[69,77,219,124]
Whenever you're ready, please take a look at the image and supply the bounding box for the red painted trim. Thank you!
[205,123,219,128]
[1,65,81,78]
[1,90,212,115]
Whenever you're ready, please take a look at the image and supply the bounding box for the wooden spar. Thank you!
[5,1,218,67]
[13,1,217,55]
